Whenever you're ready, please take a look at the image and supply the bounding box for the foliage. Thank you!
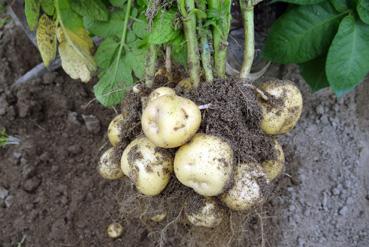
[0,129,20,148]
[264,0,369,95]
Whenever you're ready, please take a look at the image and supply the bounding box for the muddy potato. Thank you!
[148,87,176,103]
[108,114,125,146]
[142,95,201,148]
[107,223,124,239]
[220,162,268,211]
[176,78,192,91]
[258,80,303,135]
[150,212,167,222]
[174,134,233,196]
[98,147,124,180]
[121,136,173,196]
[185,196,225,228]
[262,140,285,181]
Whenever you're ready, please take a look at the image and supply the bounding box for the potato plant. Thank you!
[22,0,306,233]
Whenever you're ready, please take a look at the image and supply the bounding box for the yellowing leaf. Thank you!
[55,0,96,82]
[36,14,57,67]
[57,28,96,82]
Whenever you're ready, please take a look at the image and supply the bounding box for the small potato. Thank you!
[121,136,173,196]
[98,147,124,180]
[262,140,285,182]
[176,78,192,91]
[220,162,268,211]
[185,196,225,228]
[142,95,201,148]
[150,212,167,222]
[108,114,125,146]
[174,134,233,196]
[148,87,176,103]
[258,80,303,135]
[107,223,124,239]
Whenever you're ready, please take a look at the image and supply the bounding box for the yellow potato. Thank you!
[98,147,124,180]
[107,223,124,239]
[262,140,285,181]
[142,95,201,148]
[258,80,303,135]
[220,162,267,211]
[185,196,225,228]
[174,134,233,196]
[108,114,125,146]
[121,136,173,196]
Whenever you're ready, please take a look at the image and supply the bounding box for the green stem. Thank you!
[208,0,231,79]
[145,44,158,87]
[196,1,213,83]
[239,0,254,80]
[178,0,201,88]
[113,0,132,81]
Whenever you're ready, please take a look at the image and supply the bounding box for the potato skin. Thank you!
[141,95,201,148]
[185,197,225,228]
[174,134,234,196]
[147,87,176,103]
[220,162,267,211]
[258,80,303,135]
[108,114,125,146]
[261,140,285,182]
[98,147,124,180]
[121,136,173,196]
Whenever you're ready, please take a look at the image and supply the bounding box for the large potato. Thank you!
[98,147,124,180]
[108,114,125,146]
[121,136,173,196]
[261,140,285,182]
[142,95,201,148]
[258,80,303,135]
[174,134,233,196]
[220,162,268,211]
[148,87,176,103]
[185,196,225,228]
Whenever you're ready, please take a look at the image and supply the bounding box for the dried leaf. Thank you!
[36,14,57,66]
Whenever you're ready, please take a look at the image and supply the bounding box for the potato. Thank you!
[98,147,124,180]
[261,140,285,181]
[176,78,192,91]
[148,87,176,103]
[220,162,268,211]
[142,95,201,148]
[108,114,125,146]
[185,196,225,228]
[121,136,173,196]
[150,212,167,222]
[107,223,124,239]
[174,134,233,196]
[258,80,303,135]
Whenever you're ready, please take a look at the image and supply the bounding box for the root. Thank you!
[243,83,269,101]
[159,208,183,247]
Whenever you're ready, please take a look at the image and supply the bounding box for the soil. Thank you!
[1,14,369,247]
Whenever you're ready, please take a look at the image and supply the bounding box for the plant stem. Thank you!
[178,0,201,88]
[145,44,158,87]
[165,46,173,81]
[239,0,255,79]
[196,1,213,83]
[208,0,231,79]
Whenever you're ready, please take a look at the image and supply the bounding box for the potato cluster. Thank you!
[98,80,303,228]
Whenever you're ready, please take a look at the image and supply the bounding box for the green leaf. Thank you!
[326,16,369,96]
[132,19,147,39]
[110,0,127,8]
[357,0,369,24]
[71,0,109,21]
[263,2,346,64]
[171,34,187,66]
[41,0,55,15]
[148,10,178,44]
[272,0,326,5]
[95,38,119,69]
[94,59,133,107]
[299,56,329,92]
[125,48,147,79]
[84,16,124,38]
[330,0,349,12]
[25,0,40,31]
